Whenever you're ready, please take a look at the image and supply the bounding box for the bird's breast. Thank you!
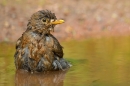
[44,36,54,48]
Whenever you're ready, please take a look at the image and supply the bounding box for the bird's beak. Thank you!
[50,20,65,25]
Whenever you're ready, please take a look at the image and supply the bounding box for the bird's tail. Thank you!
[53,58,72,71]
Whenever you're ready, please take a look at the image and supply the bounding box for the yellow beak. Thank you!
[50,20,65,25]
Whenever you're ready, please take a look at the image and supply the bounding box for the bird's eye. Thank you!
[42,19,46,22]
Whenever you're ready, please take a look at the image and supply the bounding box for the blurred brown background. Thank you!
[0,0,130,42]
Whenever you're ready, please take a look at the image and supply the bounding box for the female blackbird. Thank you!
[14,10,71,73]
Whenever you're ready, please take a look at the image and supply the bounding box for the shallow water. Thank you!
[0,36,130,86]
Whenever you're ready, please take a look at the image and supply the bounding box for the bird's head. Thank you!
[27,10,64,34]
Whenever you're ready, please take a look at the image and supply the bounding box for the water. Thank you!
[0,36,130,86]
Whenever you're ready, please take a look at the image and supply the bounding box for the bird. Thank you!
[14,10,71,73]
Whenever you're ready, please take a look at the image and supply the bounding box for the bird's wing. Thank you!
[50,35,63,58]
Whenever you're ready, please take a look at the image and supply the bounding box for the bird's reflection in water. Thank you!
[15,70,67,86]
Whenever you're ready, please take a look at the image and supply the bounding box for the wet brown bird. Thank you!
[14,10,71,73]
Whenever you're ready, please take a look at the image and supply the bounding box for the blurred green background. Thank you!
[0,0,130,86]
